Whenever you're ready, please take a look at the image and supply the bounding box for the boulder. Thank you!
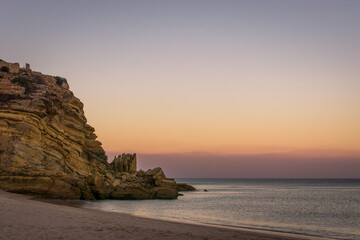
[146,167,166,179]
[153,187,178,199]
[136,170,146,177]
[111,187,155,200]
[155,179,177,188]
[176,183,196,191]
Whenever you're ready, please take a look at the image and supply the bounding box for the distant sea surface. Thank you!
[83,179,360,240]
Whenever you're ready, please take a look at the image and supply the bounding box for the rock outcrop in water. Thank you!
[0,59,194,200]
[111,153,137,173]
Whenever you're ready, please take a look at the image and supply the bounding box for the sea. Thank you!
[83,179,360,240]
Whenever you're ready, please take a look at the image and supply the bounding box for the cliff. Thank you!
[0,59,194,200]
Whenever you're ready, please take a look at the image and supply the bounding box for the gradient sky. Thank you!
[1,0,359,177]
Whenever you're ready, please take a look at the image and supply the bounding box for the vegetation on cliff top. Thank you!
[54,76,66,86]
[0,66,9,73]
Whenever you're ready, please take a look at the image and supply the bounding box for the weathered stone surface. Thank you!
[0,176,82,199]
[0,59,194,200]
[110,153,136,173]
[0,60,20,73]
[153,187,178,199]
[109,167,182,199]
[176,183,196,191]
[0,61,112,200]
[111,187,155,200]
[146,167,166,179]
[155,178,177,188]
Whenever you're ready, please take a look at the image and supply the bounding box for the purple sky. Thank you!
[1,0,359,178]
[105,152,360,178]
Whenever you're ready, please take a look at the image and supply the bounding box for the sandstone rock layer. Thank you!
[0,60,194,200]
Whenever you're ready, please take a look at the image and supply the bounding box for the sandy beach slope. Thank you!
[0,190,332,240]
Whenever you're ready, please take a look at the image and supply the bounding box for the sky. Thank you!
[1,0,359,177]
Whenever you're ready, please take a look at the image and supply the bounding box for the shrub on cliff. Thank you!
[11,77,35,93]
[54,76,66,86]
[11,76,31,85]
[33,75,45,84]
[0,66,9,73]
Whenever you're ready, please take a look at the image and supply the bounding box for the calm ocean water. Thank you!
[83,179,360,240]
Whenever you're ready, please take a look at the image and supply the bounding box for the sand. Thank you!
[0,190,332,240]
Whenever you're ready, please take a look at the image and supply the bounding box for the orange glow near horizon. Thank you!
[79,58,360,158]
[90,99,360,157]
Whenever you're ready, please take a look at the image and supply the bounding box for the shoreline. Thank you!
[119,215,337,240]
[0,190,336,240]
[108,212,336,240]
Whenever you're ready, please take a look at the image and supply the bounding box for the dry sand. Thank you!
[0,190,333,240]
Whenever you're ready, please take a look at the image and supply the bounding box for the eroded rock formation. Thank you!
[0,59,194,200]
[111,153,137,173]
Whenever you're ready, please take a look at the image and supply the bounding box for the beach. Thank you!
[0,190,333,240]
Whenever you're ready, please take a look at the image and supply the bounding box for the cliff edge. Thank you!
[0,60,194,200]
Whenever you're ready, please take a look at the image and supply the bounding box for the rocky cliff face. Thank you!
[0,60,194,200]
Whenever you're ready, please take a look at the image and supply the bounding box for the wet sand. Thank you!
[0,190,333,240]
